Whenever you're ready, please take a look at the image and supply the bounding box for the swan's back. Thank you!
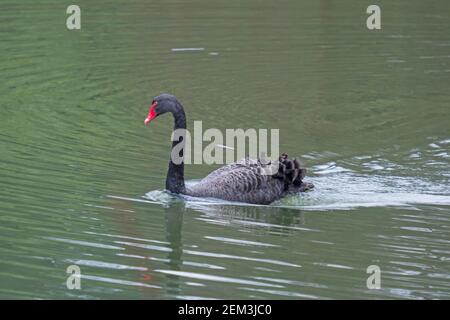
[185,154,311,204]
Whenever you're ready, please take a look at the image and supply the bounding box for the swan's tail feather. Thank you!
[273,153,307,190]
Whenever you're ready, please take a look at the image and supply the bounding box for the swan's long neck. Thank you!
[166,103,186,194]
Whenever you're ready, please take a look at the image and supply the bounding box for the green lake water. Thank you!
[1,0,449,299]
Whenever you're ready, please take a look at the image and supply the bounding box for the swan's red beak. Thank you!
[144,101,157,125]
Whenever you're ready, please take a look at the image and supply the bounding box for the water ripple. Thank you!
[154,270,284,288]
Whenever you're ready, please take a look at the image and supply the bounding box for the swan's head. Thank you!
[144,93,180,125]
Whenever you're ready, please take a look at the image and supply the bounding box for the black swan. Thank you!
[144,93,314,205]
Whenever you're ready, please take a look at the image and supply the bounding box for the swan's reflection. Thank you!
[185,202,307,235]
[160,200,308,297]
[162,203,184,296]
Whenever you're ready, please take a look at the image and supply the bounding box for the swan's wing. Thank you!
[197,161,277,194]
[199,162,246,182]
[201,155,306,189]
[186,154,310,204]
